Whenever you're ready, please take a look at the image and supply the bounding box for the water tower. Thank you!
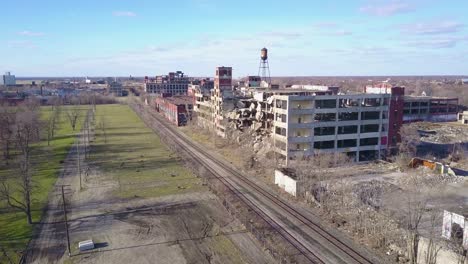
[258,47,271,87]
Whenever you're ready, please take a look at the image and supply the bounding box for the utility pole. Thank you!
[61,185,71,256]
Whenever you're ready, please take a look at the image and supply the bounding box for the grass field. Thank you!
[92,104,202,199]
[0,105,88,263]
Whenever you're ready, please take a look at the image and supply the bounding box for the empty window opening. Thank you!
[361,124,379,133]
[339,98,360,108]
[338,112,359,121]
[315,99,336,109]
[338,125,358,134]
[360,137,379,146]
[363,98,382,107]
[361,111,380,120]
[314,140,334,149]
[314,126,335,136]
[337,139,357,148]
[315,113,336,122]
[275,127,286,136]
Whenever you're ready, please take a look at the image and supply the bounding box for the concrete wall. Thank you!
[274,170,297,196]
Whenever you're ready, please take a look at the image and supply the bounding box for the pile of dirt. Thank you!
[416,122,468,144]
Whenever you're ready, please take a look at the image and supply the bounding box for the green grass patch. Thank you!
[0,105,88,263]
[210,235,246,263]
[91,105,203,199]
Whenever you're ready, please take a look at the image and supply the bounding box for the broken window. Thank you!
[314,126,335,136]
[281,100,288,109]
[315,113,336,122]
[360,137,379,146]
[337,139,357,148]
[338,125,358,134]
[275,127,286,136]
[314,140,335,149]
[315,99,336,109]
[361,111,380,120]
[275,113,287,122]
[363,98,382,107]
[339,98,360,108]
[338,112,358,121]
[361,124,379,133]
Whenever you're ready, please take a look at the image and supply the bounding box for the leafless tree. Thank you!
[99,116,108,144]
[398,123,421,156]
[66,107,80,131]
[423,210,443,264]
[0,109,40,224]
[45,105,60,146]
[0,105,16,164]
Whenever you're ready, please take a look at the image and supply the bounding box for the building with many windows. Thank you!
[0,72,16,86]
[145,71,190,95]
[402,96,458,123]
[154,95,193,126]
[272,91,391,163]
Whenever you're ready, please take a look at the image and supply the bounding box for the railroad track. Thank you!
[132,103,378,264]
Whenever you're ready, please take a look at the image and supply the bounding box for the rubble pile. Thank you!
[416,122,468,144]
[395,167,464,187]
[227,99,271,132]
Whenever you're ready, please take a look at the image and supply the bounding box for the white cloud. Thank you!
[7,40,37,49]
[322,30,353,36]
[405,36,468,49]
[17,30,45,37]
[112,11,137,17]
[360,1,413,17]
[401,21,465,35]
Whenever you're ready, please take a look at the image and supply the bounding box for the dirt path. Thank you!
[25,131,86,263]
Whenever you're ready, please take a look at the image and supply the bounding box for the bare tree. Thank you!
[99,116,108,144]
[66,107,80,131]
[398,123,421,156]
[45,106,60,146]
[0,106,16,164]
[0,109,40,224]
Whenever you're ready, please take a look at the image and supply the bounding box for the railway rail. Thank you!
[132,102,379,264]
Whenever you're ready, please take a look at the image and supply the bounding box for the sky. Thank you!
[0,0,467,77]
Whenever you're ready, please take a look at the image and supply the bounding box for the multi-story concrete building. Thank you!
[272,91,391,163]
[212,66,233,137]
[0,72,16,86]
[108,81,123,96]
[145,71,189,95]
[365,84,405,149]
[192,81,214,129]
[402,96,458,123]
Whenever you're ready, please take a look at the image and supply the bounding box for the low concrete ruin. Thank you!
[274,169,298,196]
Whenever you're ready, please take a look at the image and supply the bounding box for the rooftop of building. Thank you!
[404,95,459,101]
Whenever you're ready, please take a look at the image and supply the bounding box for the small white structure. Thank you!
[458,111,468,125]
[274,169,298,197]
[442,210,468,249]
[78,239,95,251]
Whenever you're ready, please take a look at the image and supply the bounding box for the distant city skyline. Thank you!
[1,0,467,77]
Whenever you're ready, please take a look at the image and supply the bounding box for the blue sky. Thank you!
[1,0,467,77]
